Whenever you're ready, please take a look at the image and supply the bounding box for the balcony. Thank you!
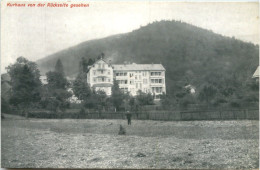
[94,75,110,78]
[96,68,107,71]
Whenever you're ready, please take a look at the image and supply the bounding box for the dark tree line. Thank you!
[4,57,72,114]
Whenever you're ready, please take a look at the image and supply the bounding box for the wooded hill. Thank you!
[37,20,259,106]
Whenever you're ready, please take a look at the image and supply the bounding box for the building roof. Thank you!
[87,58,112,71]
[113,63,165,71]
[252,66,259,78]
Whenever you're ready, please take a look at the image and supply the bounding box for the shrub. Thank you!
[1,97,11,113]
[118,125,126,135]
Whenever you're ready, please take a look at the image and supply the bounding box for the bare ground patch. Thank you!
[1,116,258,169]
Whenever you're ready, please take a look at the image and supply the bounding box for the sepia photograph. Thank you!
[1,1,259,169]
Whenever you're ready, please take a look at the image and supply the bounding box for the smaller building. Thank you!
[40,75,48,85]
[185,84,196,94]
[67,88,82,104]
[87,58,114,95]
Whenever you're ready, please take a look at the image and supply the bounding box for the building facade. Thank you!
[87,59,114,95]
[87,59,166,99]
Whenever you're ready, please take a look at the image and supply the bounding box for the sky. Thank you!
[1,1,259,73]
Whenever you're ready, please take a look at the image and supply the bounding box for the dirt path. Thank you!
[1,118,259,168]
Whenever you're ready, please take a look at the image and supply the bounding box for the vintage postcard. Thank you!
[1,0,259,169]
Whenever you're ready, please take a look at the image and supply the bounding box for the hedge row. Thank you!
[25,109,259,120]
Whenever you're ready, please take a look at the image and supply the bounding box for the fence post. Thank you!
[146,112,149,120]
[233,110,236,120]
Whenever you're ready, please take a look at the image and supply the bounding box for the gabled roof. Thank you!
[93,58,108,65]
[113,63,165,71]
[88,58,111,70]
[252,66,259,78]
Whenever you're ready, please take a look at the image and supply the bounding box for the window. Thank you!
[139,75,141,80]
[102,64,105,68]
[116,72,127,76]
[93,78,96,82]
[151,72,161,76]
[93,71,96,75]
[152,87,162,93]
[135,75,137,80]
[130,80,134,85]
[143,79,147,84]
[120,87,128,93]
[117,80,127,84]
[108,79,110,82]
[98,63,101,68]
[102,78,105,82]
[108,71,110,75]
[151,79,163,84]
[101,70,104,74]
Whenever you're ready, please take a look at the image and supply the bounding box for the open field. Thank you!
[1,114,259,169]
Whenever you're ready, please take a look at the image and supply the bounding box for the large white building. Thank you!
[87,59,166,99]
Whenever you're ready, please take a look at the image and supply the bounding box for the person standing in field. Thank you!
[126,111,132,125]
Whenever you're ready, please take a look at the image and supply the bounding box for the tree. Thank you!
[97,52,105,60]
[73,72,92,101]
[129,97,135,111]
[55,59,64,75]
[136,90,154,106]
[79,57,88,73]
[160,93,175,109]
[111,79,125,111]
[6,57,42,110]
[43,59,71,112]
[95,90,108,110]
[73,58,96,109]
[198,85,217,105]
